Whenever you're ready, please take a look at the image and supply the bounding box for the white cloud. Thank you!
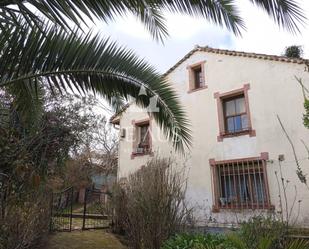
[232,0,309,57]
[91,1,309,72]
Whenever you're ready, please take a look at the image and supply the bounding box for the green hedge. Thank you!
[161,233,227,249]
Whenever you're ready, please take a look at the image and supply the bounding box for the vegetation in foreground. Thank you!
[161,221,309,249]
[112,156,191,249]
[112,157,309,249]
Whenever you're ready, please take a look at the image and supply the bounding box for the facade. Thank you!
[111,46,309,227]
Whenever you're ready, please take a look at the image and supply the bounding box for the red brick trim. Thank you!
[187,85,207,94]
[131,118,152,160]
[260,152,269,160]
[187,60,207,92]
[210,153,268,165]
[214,84,256,141]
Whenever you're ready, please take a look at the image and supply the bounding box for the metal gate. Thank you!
[50,187,111,232]
[82,188,110,230]
[50,187,74,232]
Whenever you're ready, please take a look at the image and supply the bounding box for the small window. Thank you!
[223,95,248,133]
[193,66,203,89]
[139,124,150,149]
[135,122,150,154]
[210,157,271,210]
[188,61,206,92]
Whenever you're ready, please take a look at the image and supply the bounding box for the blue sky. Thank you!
[90,0,309,73]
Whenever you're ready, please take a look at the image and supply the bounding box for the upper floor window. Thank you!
[223,95,248,133]
[187,61,206,92]
[131,119,152,159]
[193,65,203,88]
[138,123,150,152]
[214,84,255,141]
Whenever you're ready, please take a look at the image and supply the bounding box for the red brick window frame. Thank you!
[209,153,273,212]
[214,84,255,142]
[187,61,207,93]
[131,118,152,159]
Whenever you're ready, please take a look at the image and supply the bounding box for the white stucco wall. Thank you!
[116,50,309,227]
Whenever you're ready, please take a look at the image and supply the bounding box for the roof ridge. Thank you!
[111,45,309,122]
[164,45,308,76]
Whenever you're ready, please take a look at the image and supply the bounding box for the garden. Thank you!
[109,157,309,249]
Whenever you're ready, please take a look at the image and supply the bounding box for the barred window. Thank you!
[210,155,271,211]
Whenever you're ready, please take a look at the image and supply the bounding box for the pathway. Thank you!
[45,230,126,249]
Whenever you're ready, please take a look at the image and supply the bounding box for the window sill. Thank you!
[131,151,153,159]
[187,85,207,94]
[212,204,274,213]
[217,129,256,142]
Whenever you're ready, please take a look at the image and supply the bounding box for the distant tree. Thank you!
[284,45,303,58]
[0,89,100,182]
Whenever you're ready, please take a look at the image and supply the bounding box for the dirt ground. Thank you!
[45,230,126,249]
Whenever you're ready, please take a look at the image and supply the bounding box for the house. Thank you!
[111,45,309,227]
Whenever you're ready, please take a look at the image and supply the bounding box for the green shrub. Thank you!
[284,45,303,58]
[237,216,287,249]
[161,233,227,249]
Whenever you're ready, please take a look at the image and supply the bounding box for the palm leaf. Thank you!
[286,239,309,249]
[249,0,306,33]
[0,22,192,151]
[0,0,244,39]
[0,0,305,38]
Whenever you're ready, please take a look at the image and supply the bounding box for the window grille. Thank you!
[210,156,271,211]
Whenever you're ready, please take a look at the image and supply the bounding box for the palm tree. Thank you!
[0,0,306,151]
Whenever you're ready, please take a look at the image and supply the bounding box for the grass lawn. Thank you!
[45,230,126,249]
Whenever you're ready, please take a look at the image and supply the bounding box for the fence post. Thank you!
[70,187,73,232]
[82,189,87,230]
[49,192,54,232]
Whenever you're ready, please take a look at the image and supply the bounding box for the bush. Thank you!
[0,190,51,249]
[161,233,227,249]
[236,216,287,249]
[284,45,303,58]
[111,184,128,235]
[112,157,191,249]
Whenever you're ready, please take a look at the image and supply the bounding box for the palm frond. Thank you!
[0,0,243,40]
[0,22,192,151]
[1,0,305,40]
[0,0,169,41]
[286,239,309,249]
[149,0,245,36]
[6,80,45,131]
[249,0,306,33]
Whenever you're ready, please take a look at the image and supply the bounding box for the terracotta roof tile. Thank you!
[164,45,308,76]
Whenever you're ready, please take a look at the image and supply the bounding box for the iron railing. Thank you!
[211,157,271,211]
